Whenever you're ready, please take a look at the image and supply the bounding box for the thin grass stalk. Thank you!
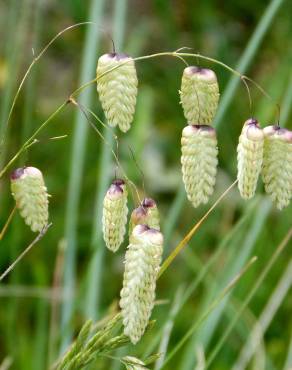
[60,0,106,353]
[232,259,292,370]
[180,199,271,369]
[154,287,184,369]
[144,199,258,358]
[83,0,128,320]
[206,228,292,368]
[213,0,284,127]
[160,256,258,369]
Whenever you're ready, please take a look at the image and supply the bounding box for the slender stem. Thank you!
[0,206,16,241]
[0,223,52,281]
[158,179,238,278]
[5,22,97,133]
[205,227,292,368]
[0,101,68,178]
[160,256,258,368]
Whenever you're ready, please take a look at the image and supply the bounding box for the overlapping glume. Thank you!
[129,198,160,234]
[102,179,128,252]
[180,66,220,125]
[181,125,218,208]
[237,118,264,199]
[262,125,292,209]
[96,53,138,132]
[120,225,163,344]
[10,167,49,232]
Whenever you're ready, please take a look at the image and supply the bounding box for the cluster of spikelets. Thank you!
[237,120,292,209]
[102,180,163,344]
[56,313,160,370]
[180,66,220,208]
[10,166,49,232]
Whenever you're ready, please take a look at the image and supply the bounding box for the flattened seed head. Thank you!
[263,125,279,137]
[98,52,130,63]
[243,118,264,141]
[142,198,156,209]
[182,124,200,137]
[132,224,163,245]
[107,183,124,199]
[183,66,217,83]
[10,166,42,181]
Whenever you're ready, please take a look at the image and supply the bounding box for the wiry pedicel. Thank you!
[10,167,49,232]
[96,53,138,132]
[102,179,128,252]
[237,118,264,199]
[180,66,219,125]
[181,125,218,208]
[262,125,292,209]
[120,225,163,344]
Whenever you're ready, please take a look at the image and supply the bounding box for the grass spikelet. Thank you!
[96,52,138,132]
[102,179,128,252]
[262,125,292,209]
[237,118,264,199]
[181,124,218,208]
[122,356,149,369]
[120,225,163,344]
[10,166,49,232]
[180,66,219,124]
[129,197,160,234]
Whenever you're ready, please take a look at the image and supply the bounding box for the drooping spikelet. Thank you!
[180,66,220,125]
[120,225,163,344]
[96,53,138,132]
[237,118,264,199]
[129,198,160,234]
[102,179,128,252]
[10,167,49,232]
[262,125,292,209]
[181,124,218,208]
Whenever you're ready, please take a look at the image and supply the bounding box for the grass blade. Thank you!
[83,0,128,320]
[60,0,106,352]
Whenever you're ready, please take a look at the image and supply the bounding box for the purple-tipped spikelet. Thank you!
[102,179,128,252]
[96,53,138,133]
[180,66,220,125]
[120,224,163,344]
[237,118,264,199]
[262,125,292,209]
[129,197,160,234]
[10,167,49,232]
[181,124,218,208]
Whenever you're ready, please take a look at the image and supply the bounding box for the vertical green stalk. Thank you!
[60,0,105,353]
[213,0,284,128]
[83,0,128,320]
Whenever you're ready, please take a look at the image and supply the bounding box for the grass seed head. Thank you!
[120,224,163,344]
[96,53,138,133]
[180,66,219,125]
[130,197,160,234]
[237,118,264,199]
[102,179,128,252]
[262,125,292,209]
[181,124,218,208]
[10,166,49,232]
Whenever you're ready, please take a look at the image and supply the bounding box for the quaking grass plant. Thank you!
[0,19,291,369]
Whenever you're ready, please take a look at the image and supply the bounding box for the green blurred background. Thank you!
[0,0,291,369]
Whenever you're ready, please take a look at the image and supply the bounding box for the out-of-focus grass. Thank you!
[0,0,291,369]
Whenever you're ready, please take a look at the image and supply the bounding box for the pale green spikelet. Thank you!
[10,167,49,232]
[102,179,128,252]
[96,53,138,132]
[181,124,218,208]
[120,225,163,344]
[180,66,219,124]
[262,125,292,209]
[129,198,160,235]
[122,356,149,370]
[237,118,264,199]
